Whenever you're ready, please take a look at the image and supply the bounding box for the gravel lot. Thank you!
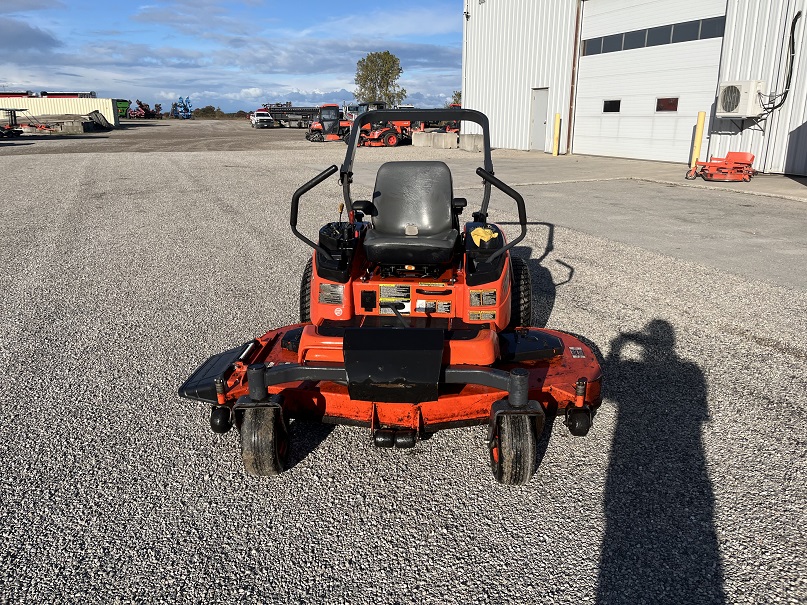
[1,120,805,604]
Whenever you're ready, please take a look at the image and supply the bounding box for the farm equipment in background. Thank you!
[436,103,462,133]
[686,152,757,182]
[357,107,425,147]
[344,100,387,122]
[171,97,193,119]
[0,108,25,137]
[115,100,131,119]
[128,100,162,119]
[262,102,320,128]
[306,104,352,142]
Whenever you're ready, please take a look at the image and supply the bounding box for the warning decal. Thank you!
[318,283,344,305]
[379,284,411,301]
[470,289,497,306]
[415,300,452,314]
[469,311,496,321]
[379,284,411,315]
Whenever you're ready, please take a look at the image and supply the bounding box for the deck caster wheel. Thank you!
[685,168,698,180]
[240,407,288,476]
[490,415,537,485]
[565,407,592,437]
[210,406,233,434]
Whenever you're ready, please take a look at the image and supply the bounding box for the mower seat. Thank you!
[363,161,458,265]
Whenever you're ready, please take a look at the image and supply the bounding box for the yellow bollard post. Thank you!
[552,113,561,156]
[690,111,706,168]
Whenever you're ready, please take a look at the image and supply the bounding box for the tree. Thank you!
[354,51,407,106]
[445,90,462,107]
[194,105,216,118]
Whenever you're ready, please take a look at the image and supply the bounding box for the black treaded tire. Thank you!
[383,132,398,147]
[300,257,313,323]
[240,407,288,476]
[490,414,538,485]
[508,256,532,330]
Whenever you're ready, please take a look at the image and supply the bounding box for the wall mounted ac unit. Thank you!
[716,80,766,118]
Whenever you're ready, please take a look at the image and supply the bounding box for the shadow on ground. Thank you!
[510,222,574,328]
[285,419,334,471]
[595,319,726,604]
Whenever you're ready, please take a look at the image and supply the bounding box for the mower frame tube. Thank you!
[290,164,339,260]
[249,361,531,400]
[475,167,527,260]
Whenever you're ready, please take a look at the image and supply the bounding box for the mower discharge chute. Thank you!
[179,108,602,485]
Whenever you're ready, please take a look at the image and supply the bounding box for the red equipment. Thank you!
[179,108,602,485]
[437,102,462,133]
[128,99,161,119]
[686,151,757,182]
[306,104,352,141]
[358,105,428,147]
[359,119,412,147]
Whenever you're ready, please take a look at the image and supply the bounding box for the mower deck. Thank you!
[180,324,601,432]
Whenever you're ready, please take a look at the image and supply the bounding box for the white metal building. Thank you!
[462,0,807,175]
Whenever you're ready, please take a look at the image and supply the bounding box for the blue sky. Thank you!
[0,0,462,111]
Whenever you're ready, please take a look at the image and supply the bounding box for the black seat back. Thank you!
[371,161,454,236]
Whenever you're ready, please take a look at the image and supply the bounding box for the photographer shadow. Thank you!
[596,319,725,604]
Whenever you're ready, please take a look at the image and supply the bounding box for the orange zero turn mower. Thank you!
[179,108,603,485]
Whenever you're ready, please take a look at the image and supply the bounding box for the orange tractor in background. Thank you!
[306,104,352,142]
[358,106,427,147]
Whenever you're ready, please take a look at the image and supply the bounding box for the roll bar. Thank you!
[340,108,494,213]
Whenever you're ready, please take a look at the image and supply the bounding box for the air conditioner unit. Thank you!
[716,80,766,118]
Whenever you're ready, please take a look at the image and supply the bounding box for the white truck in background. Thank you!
[250,108,274,128]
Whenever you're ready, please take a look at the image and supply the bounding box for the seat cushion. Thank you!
[365,161,458,265]
[364,228,459,265]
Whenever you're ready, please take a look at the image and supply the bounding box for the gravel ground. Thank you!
[0,124,805,604]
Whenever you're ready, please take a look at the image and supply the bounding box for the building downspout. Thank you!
[566,0,583,155]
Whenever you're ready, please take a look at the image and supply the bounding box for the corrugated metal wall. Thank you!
[574,0,727,163]
[8,98,119,127]
[581,0,725,36]
[461,0,578,152]
[708,0,807,175]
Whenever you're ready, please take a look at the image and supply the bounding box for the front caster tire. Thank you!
[240,407,289,476]
[490,414,537,485]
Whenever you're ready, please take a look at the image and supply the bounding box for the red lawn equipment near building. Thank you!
[358,106,427,147]
[306,104,352,142]
[179,108,603,485]
[686,151,757,182]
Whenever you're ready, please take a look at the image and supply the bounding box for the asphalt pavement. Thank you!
[0,121,805,604]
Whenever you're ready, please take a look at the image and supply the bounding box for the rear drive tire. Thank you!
[240,407,288,476]
[300,257,313,323]
[490,414,537,485]
[383,132,398,147]
[508,256,532,329]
